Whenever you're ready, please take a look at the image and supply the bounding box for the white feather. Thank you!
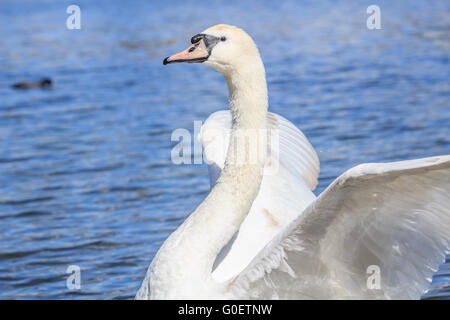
[198,110,319,282]
[228,156,450,299]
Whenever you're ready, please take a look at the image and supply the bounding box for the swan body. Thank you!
[136,24,450,300]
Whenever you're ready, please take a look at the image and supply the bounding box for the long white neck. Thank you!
[149,57,268,298]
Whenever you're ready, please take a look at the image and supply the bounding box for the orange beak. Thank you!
[163,38,210,65]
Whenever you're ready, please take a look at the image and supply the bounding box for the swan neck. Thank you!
[150,56,268,297]
[198,59,269,277]
[226,59,268,128]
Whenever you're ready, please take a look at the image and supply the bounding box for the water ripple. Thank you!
[0,0,448,300]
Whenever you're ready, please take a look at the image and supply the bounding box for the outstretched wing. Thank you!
[198,110,320,282]
[227,156,450,299]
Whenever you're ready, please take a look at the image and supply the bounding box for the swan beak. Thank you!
[163,38,209,65]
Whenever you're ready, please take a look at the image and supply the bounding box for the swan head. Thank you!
[163,24,261,75]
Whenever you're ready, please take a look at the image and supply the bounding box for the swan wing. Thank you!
[228,156,450,299]
[199,110,320,282]
[199,110,320,190]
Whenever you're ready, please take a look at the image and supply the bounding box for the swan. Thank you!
[136,24,450,299]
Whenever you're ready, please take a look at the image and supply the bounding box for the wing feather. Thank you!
[228,156,450,299]
[198,110,320,282]
[199,110,320,190]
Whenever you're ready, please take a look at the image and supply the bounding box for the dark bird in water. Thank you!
[12,78,53,89]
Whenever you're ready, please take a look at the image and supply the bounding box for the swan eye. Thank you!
[220,36,226,42]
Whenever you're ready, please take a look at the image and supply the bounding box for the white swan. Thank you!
[136,24,450,299]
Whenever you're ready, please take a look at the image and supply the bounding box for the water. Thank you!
[0,0,449,299]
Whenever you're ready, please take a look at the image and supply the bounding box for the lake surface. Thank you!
[0,0,449,299]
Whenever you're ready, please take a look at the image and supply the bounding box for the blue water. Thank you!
[0,0,449,299]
